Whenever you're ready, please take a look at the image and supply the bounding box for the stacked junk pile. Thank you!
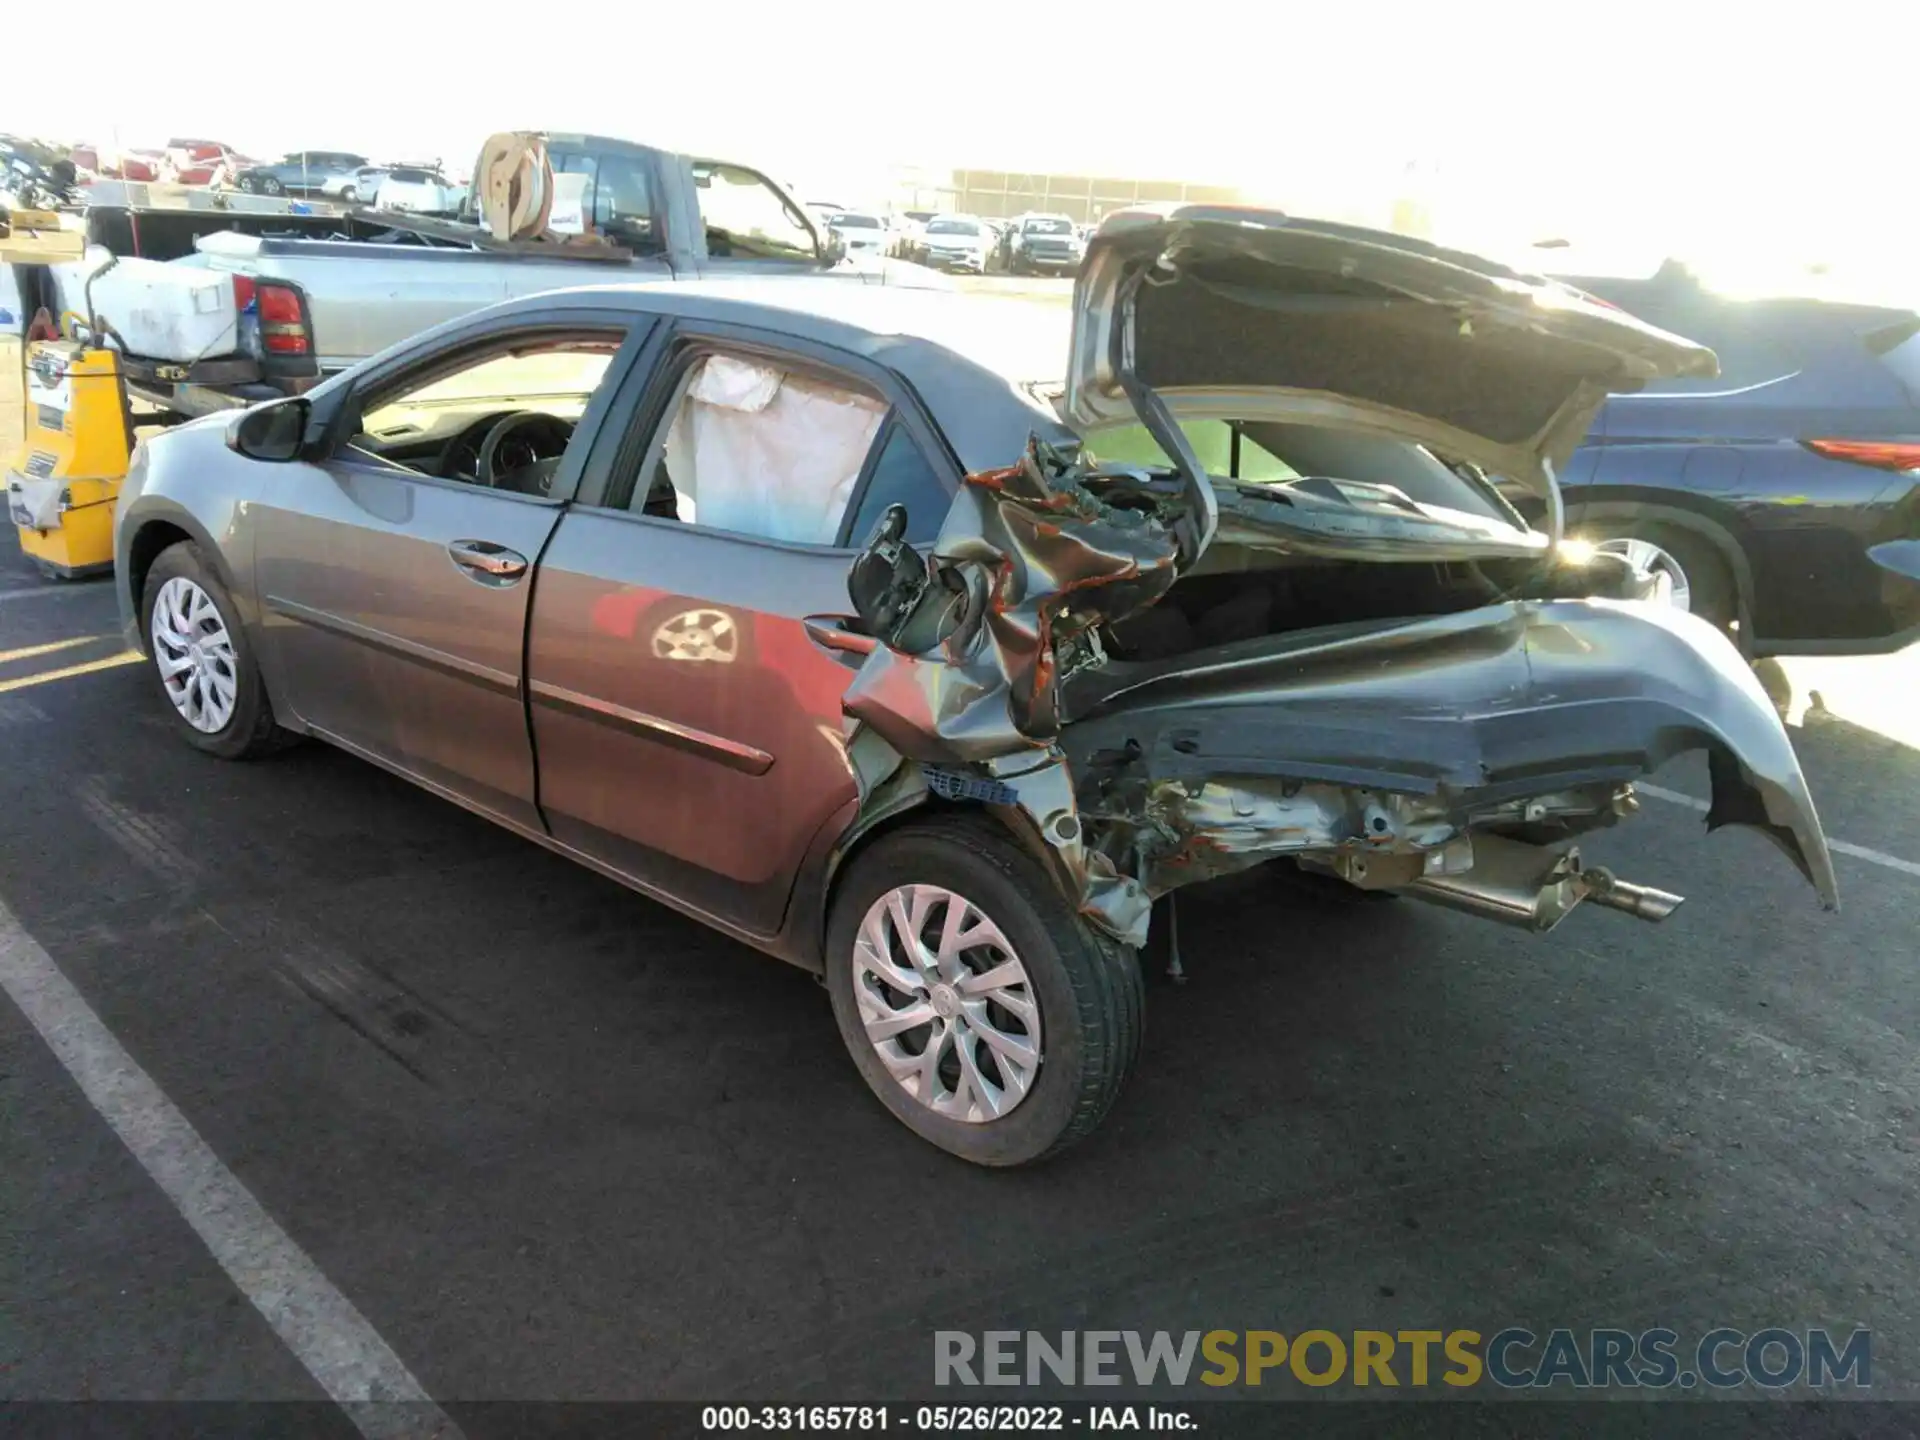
[1,134,598,579]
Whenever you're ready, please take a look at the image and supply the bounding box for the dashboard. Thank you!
[362,410,577,493]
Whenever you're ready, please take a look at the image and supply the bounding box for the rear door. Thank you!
[525,322,959,936]
[253,308,648,830]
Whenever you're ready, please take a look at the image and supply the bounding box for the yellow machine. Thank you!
[4,209,129,579]
[7,341,134,578]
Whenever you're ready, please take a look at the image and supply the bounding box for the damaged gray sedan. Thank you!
[114,206,1836,1167]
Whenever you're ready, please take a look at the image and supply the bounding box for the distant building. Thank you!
[891,166,1245,223]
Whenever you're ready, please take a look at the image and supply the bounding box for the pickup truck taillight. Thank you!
[258,283,311,355]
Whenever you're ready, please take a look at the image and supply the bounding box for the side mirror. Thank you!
[847,504,976,655]
[848,505,923,635]
[227,398,311,462]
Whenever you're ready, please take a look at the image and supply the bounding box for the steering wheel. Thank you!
[476,412,570,494]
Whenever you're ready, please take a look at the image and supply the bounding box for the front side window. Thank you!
[637,352,887,544]
[692,163,819,262]
[353,334,624,492]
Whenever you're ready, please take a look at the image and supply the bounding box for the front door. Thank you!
[252,319,639,829]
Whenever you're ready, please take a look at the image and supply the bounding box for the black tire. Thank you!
[339,185,358,204]
[825,815,1144,1167]
[261,176,284,196]
[1583,520,1739,632]
[237,175,256,193]
[140,541,293,760]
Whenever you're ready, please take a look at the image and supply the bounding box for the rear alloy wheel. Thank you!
[1584,523,1738,633]
[141,541,293,760]
[261,176,284,196]
[825,818,1143,1166]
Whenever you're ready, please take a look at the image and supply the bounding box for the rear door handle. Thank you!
[804,614,877,658]
[448,539,528,582]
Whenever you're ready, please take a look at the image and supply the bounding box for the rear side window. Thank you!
[1634,310,1802,393]
[638,352,886,544]
[692,163,819,262]
[846,422,952,545]
[1870,320,1920,400]
[552,152,662,255]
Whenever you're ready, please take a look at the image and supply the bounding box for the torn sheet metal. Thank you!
[842,434,1184,765]
[837,430,1835,949]
[1061,597,1840,917]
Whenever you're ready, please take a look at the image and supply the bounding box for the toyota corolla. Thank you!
[113,207,1836,1165]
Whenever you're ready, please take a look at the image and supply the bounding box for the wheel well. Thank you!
[126,521,193,642]
[1566,499,1752,621]
[816,796,1051,958]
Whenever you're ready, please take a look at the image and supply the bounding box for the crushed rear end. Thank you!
[838,208,1837,945]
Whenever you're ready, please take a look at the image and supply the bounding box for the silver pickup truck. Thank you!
[86,136,881,416]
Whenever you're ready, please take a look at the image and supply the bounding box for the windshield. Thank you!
[1024,218,1073,235]
[832,213,881,228]
[927,218,978,236]
[361,349,615,435]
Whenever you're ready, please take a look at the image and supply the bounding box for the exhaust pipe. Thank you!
[1406,834,1684,932]
[1583,870,1685,922]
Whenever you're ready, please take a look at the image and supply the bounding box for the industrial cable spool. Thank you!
[474,132,553,243]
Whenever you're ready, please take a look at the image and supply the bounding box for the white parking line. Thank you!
[0,897,461,1439]
[1638,782,1920,880]
[0,583,100,604]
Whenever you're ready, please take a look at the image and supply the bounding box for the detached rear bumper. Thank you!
[1059,598,1839,912]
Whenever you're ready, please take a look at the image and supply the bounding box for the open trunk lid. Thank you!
[1063,206,1719,501]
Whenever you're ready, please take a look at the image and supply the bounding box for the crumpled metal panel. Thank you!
[842,435,1181,765]
[838,437,1837,950]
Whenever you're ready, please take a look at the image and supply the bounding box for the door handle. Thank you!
[803,614,877,657]
[448,539,528,581]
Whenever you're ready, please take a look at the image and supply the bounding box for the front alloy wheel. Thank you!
[140,540,293,759]
[151,576,238,733]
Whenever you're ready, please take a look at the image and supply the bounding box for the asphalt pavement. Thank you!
[4,527,1918,1436]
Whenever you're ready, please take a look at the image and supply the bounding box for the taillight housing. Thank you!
[1803,439,1920,472]
[231,275,256,311]
[256,283,310,355]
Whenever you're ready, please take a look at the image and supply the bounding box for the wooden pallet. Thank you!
[0,211,86,264]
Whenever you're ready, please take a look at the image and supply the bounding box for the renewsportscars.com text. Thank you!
[934,1328,1871,1391]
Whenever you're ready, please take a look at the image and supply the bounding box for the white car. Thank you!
[824,210,887,260]
[889,210,934,260]
[374,167,463,215]
[919,214,994,273]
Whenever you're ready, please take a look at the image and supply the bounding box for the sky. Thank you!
[7,0,1914,289]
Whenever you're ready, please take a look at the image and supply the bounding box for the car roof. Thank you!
[508,276,1076,470]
